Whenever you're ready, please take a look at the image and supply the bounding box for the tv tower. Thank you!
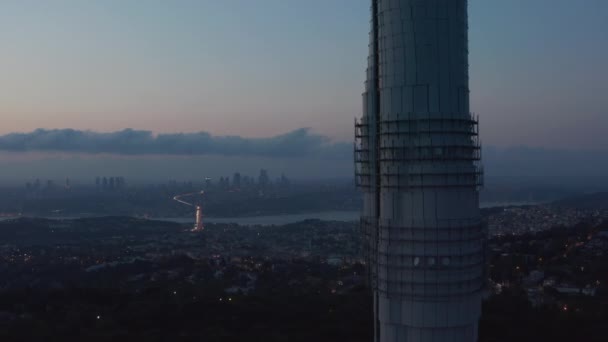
[355,1,484,341]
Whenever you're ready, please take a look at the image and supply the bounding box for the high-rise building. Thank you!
[109,177,116,190]
[218,177,230,190]
[233,172,241,189]
[355,1,484,341]
[280,173,290,187]
[258,169,269,188]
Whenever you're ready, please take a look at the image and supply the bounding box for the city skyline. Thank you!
[0,0,607,150]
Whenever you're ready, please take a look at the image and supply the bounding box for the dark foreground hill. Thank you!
[1,288,607,342]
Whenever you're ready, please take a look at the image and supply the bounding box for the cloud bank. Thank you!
[3,129,608,189]
[0,128,351,159]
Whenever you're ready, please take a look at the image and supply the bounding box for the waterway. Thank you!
[160,211,361,226]
[0,202,540,226]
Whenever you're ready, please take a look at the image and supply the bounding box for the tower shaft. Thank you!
[355,1,484,341]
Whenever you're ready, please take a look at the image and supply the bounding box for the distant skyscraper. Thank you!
[355,1,484,342]
[233,172,241,189]
[258,169,269,188]
[280,173,290,187]
[109,177,116,190]
[219,177,230,190]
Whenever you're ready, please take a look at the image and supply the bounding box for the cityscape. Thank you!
[1,194,607,341]
[1,0,607,341]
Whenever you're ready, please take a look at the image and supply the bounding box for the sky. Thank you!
[0,0,607,183]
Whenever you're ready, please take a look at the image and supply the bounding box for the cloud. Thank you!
[0,128,352,159]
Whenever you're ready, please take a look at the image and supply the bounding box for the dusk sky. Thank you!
[0,0,607,150]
